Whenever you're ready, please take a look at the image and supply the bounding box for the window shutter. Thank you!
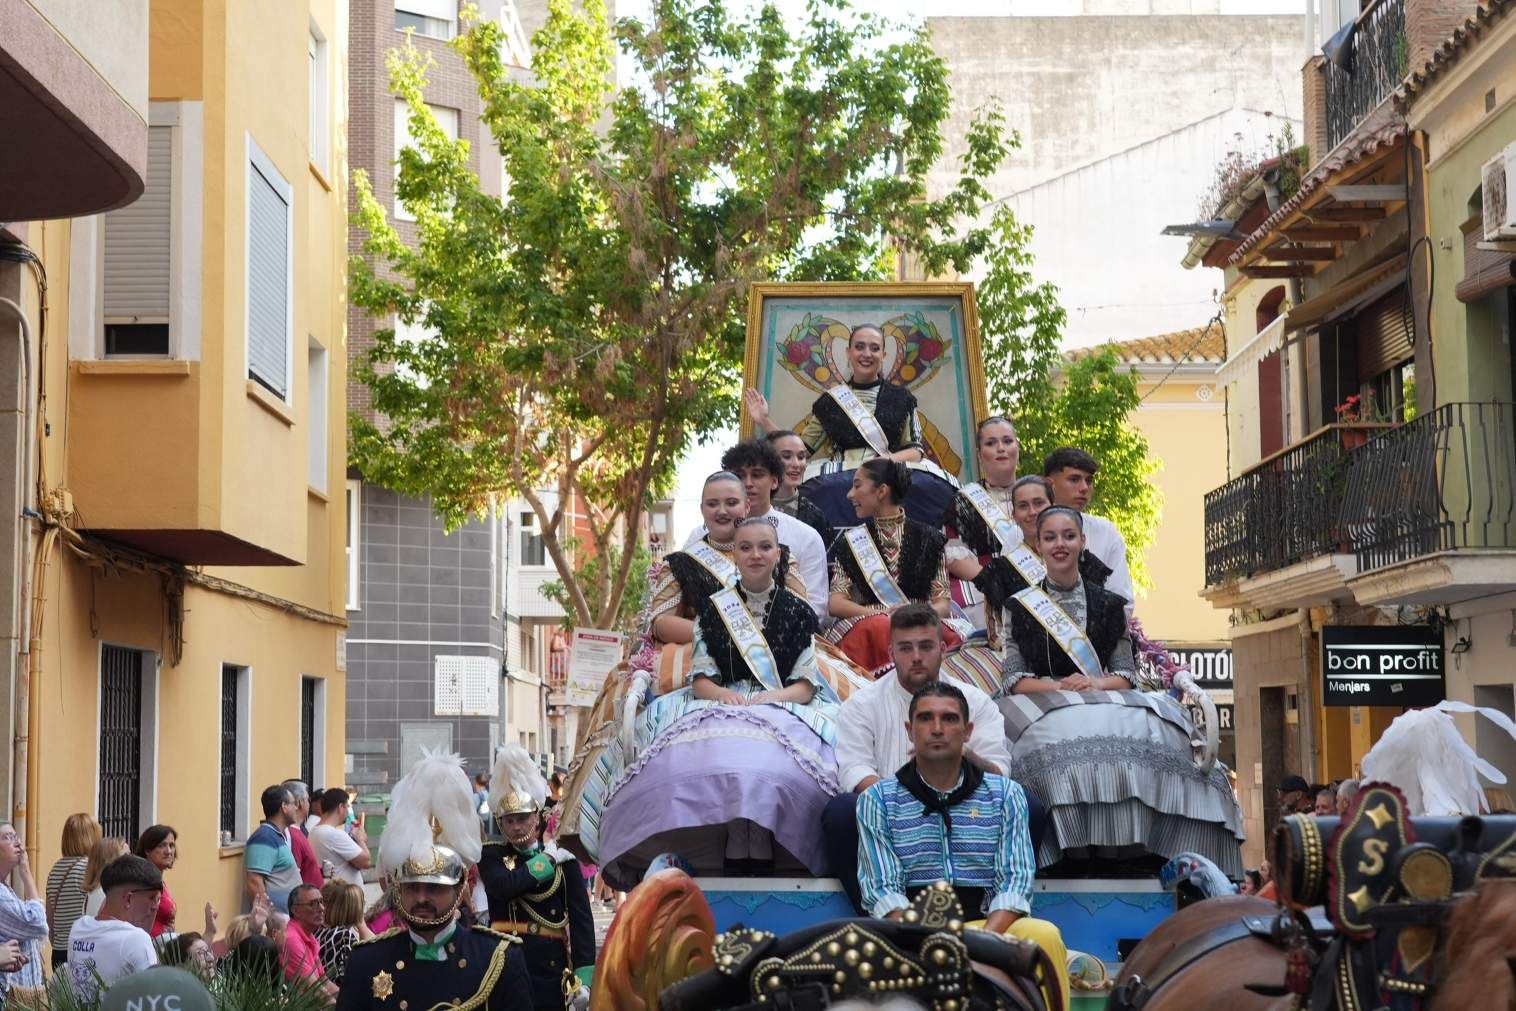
[104,126,173,322]
[396,0,456,21]
[248,160,290,397]
[1355,286,1413,381]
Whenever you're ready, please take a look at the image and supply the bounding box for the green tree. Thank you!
[349,0,1011,628]
[977,207,1163,593]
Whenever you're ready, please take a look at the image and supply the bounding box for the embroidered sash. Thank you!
[827,385,890,456]
[960,483,1048,586]
[843,525,910,607]
[710,587,783,692]
[1011,585,1103,680]
[686,541,738,586]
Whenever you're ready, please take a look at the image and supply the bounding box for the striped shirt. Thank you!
[46,856,90,950]
[856,769,1035,919]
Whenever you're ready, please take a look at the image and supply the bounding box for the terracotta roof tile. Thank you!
[1397,0,1516,109]
[1067,325,1226,365]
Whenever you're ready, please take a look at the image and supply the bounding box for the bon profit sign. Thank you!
[1320,625,1445,707]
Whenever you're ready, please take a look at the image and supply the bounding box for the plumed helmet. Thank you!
[379,748,483,887]
[487,743,548,817]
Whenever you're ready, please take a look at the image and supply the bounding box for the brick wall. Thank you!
[1405,0,1480,74]
[1301,55,1328,170]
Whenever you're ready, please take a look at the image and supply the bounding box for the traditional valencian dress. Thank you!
[796,378,959,527]
[594,579,840,887]
[996,576,1245,876]
[826,511,959,676]
[555,537,805,864]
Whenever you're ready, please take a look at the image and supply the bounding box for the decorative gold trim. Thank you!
[422,937,509,1011]
[740,282,988,464]
[1476,828,1516,880]
[355,926,406,948]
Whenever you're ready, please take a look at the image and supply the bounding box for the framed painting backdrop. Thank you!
[742,282,988,484]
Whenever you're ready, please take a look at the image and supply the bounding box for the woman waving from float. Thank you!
[745,324,958,527]
[825,458,960,676]
[555,472,805,865]
[994,506,1244,875]
[595,517,840,884]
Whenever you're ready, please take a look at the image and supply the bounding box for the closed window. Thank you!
[395,0,455,39]
[309,25,330,175]
[346,480,361,611]
[247,139,293,399]
[219,664,251,842]
[103,126,173,356]
[308,340,329,492]
[99,646,146,841]
[520,510,546,566]
[393,98,459,221]
[300,676,326,789]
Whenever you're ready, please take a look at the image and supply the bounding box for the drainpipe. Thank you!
[1298,609,1320,781]
[0,295,39,863]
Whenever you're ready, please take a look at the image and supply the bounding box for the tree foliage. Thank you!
[977,208,1163,593]
[349,0,1012,628]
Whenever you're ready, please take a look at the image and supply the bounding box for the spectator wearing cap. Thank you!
[1276,774,1311,816]
[100,965,214,1011]
[65,854,163,1000]
[0,822,47,991]
[310,788,370,887]
[282,780,324,888]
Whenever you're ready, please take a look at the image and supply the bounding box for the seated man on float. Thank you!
[822,604,1046,913]
[856,681,1068,1010]
[684,439,829,621]
[765,428,834,553]
[1042,446,1133,617]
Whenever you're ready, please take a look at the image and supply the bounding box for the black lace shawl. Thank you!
[951,489,1007,559]
[664,543,793,616]
[792,495,836,554]
[833,518,946,605]
[1006,579,1129,680]
[809,380,918,452]
[972,550,1113,613]
[692,586,818,687]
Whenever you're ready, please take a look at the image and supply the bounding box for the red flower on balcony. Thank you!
[1334,394,1363,422]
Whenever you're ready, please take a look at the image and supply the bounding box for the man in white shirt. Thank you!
[1042,446,1135,615]
[309,787,371,886]
[683,439,830,620]
[820,604,1045,912]
[66,855,161,999]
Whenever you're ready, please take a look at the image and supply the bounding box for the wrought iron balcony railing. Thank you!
[1324,0,1407,151]
[1203,423,1395,587]
[1339,402,1516,572]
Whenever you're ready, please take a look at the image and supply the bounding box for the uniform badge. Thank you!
[527,852,555,882]
[504,854,517,871]
[372,969,395,1000]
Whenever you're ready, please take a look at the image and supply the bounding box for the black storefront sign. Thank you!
[1321,625,1445,707]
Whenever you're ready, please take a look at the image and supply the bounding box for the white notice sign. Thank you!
[567,628,623,708]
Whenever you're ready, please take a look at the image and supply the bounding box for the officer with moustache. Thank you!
[478,745,596,1010]
[336,750,530,1011]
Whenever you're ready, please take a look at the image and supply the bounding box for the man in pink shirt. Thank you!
[284,883,337,999]
[283,780,325,887]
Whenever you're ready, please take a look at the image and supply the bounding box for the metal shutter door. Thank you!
[1356,286,1413,381]
[247,160,289,397]
[103,126,172,321]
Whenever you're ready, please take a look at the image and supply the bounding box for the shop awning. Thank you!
[1215,315,1287,387]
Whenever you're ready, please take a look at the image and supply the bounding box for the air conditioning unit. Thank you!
[1483,142,1516,240]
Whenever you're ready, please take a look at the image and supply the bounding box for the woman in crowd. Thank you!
[316,880,370,985]
[46,813,100,970]
[556,471,803,863]
[765,429,833,551]
[996,507,1243,875]
[81,837,129,916]
[596,517,839,883]
[944,415,1023,585]
[133,824,179,937]
[158,931,216,981]
[0,823,46,991]
[826,457,956,674]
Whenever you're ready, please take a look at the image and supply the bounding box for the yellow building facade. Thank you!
[5,0,349,924]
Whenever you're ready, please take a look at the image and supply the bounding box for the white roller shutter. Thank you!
[103,126,172,323]
[396,0,456,22]
[247,158,290,398]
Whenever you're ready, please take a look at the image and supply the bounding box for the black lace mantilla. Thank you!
[973,550,1113,612]
[809,381,917,452]
[1007,579,1128,680]
[694,586,818,687]
[666,543,793,615]
[834,518,946,605]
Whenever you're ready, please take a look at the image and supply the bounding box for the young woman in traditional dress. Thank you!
[555,472,805,863]
[595,518,840,883]
[995,507,1243,875]
[744,324,957,527]
[825,457,959,675]
[765,429,834,552]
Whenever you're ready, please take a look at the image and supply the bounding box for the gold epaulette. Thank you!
[354,925,406,947]
[470,924,524,945]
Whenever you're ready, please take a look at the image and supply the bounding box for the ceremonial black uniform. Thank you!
[335,922,531,1011]
[478,841,596,1011]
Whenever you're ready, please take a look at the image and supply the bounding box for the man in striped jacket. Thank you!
[856,680,1068,1009]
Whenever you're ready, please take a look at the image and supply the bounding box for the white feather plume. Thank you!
[378,748,482,875]
[1360,700,1514,815]
[487,743,547,813]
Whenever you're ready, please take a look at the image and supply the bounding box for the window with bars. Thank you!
[300,677,317,788]
[99,646,143,842]
[220,665,239,837]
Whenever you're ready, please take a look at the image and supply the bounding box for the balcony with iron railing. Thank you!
[1324,0,1407,151]
[1339,402,1516,601]
[1203,423,1396,590]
